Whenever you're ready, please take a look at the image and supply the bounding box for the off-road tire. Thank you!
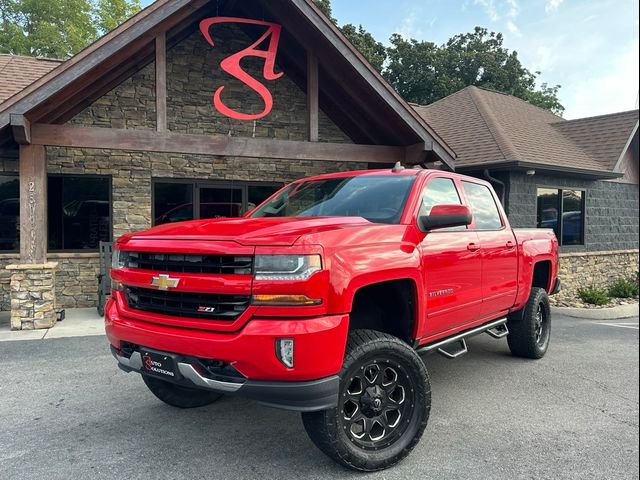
[142,375,223,409]
[301,330,431,472]
[507,287,551,359]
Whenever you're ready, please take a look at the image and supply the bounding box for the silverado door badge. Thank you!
[151,274,180,291]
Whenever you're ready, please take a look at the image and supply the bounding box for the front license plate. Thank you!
[140,349,179,380]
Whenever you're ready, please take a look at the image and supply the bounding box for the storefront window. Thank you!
[154,183,194,225]
[48,176,111,251]
[536,187,585,246]
[153,180,281,226]
[0,174,19,252]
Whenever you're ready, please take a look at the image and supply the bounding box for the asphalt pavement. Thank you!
[0,314,638,480]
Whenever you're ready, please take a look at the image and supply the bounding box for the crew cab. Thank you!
[106,167,559,471]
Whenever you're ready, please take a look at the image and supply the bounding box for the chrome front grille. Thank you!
[121,251,253,275]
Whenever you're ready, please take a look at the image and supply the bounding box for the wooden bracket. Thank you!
[10,114,31,145]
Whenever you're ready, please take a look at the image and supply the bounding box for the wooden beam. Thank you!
[404,141,434,166]
[30,124,405,164]
[307,50,319,142]
[19,144,47,264]
[10,115,31,145]
[155,33,167,132]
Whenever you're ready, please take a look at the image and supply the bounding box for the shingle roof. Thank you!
[0,54,61,105]
[414,85,639,174]
[551,110,639,171]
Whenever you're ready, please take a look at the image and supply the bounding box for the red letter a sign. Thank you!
[200,17,284,121]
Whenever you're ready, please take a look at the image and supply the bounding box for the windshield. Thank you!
[250,175,416,224]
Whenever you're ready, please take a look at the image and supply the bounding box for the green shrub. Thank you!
[608,277,639,298]
[577,287,610,306]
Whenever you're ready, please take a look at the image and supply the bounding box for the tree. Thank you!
[314,1,563,115]
[385,27,564,115]
[313,0,335,23]
[0,0,141,59]
[341,24,387,72]
[95,0,141,34]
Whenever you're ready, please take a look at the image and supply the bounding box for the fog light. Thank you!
[276,338,294,369]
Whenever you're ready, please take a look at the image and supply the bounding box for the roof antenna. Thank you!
[391,161,405,173]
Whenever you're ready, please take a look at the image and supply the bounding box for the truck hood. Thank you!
[126,217,373,246]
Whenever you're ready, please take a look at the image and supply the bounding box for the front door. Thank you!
[419,177,483,337]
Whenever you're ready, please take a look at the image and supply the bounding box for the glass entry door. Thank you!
[197,186,244,219]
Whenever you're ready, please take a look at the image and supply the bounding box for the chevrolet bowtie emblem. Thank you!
[150,274,180,291]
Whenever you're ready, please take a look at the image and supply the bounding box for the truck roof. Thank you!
[296,168,493,189]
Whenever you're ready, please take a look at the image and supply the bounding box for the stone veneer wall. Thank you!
[7,262,58,330]
[166,27,350,143]
[551,250,639,306]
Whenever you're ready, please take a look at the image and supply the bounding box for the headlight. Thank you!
[254,255,322,281]
[111,249,127,270]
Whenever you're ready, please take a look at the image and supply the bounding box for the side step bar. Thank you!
[417,318,508,359]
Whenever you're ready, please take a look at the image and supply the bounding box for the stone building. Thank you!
[0,0,637,328]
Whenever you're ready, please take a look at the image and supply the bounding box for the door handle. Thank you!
[467,243,481,252]
[506,241,516,249]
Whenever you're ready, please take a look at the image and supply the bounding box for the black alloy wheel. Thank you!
[507,286,551,359]
[302,330,431,472]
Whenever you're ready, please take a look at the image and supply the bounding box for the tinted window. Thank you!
[153,181,281,226]
[537,188,560,238]
[462,181,503,230]
[154,183,193,226]
[0,174,19,252]
[200,187,243,219]
[419,177,462,216]
[251,175,416,224]
[562,190,584,246]
[48,176,111,251]
[536,187,584,246]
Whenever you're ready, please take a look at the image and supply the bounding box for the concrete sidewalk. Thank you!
[0,308,104,342]
[552,302,639,320]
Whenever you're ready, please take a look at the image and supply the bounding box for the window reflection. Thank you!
[0,175,19,252]
[536,187,584,246]
[48,176,111,251]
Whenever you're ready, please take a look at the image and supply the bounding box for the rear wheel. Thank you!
[301,330,431,472]
[142,375,223,409]
[507,287,551,359]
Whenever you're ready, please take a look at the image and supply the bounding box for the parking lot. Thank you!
[0,313,638,480]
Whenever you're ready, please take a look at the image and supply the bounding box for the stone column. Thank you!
[6,262,59,330]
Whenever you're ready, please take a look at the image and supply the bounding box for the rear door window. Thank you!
[461,181,503,230]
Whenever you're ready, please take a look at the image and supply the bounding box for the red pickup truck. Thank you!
[106,167,559,471]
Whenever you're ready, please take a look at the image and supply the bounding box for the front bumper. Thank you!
[105,298,348,411]
[112,346,339,411]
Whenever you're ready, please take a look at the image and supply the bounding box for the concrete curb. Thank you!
[552,302,639,320]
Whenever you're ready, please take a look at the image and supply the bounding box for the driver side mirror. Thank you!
[419,204,473,232]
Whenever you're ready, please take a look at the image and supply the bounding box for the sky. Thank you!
[142,0,639,119]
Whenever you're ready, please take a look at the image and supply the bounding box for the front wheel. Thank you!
[301,330,431,472]
[142,375,223,409]
[507,287,551,359]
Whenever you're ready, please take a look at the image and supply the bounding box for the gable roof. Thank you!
[0,54,61,104]
[0,0,455,168]
[414,85,637,178]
